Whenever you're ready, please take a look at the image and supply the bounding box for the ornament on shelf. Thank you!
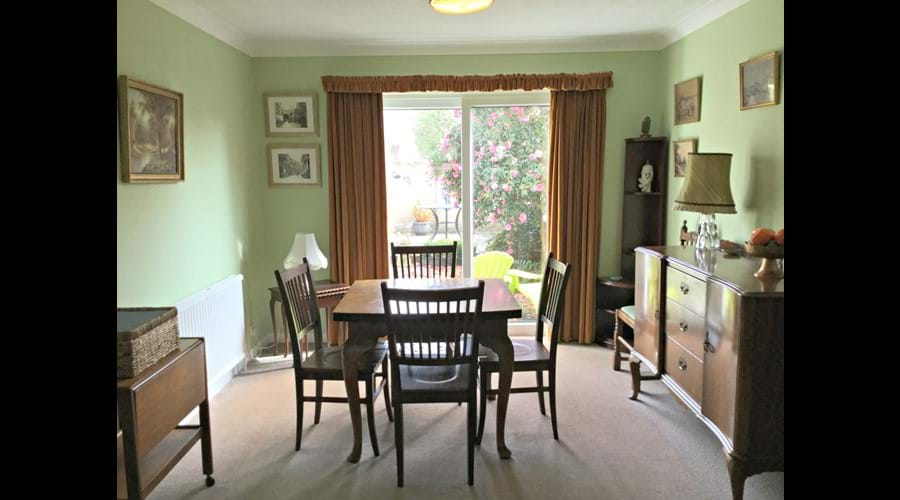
[638,161,654,192]
[640,116,651,137]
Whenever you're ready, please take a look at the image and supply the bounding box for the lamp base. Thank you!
[695,213,720,250]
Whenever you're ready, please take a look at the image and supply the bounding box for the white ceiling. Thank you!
[148,0,751,57]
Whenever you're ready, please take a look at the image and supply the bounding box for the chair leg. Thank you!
[381,358,393,422]
[314,378,324,424]
[295,373,304,451]
[365,377,379,457]
[536,370,546,415]
[467,394,476,486]
[476,369,488,445]
[613,314,622,371]
[629,355,642,401]
[549,366,559,440]
[486,372,496,401]
[394,399,404,487]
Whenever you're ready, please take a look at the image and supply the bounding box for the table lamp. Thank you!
[284,233,328,271]
[673,153,736,251]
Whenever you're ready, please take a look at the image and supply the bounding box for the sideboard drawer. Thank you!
[665,265,706,317]
[665,299,705,360]
[665,336,703,404]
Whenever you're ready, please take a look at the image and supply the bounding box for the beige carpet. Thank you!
[152,344,784,500]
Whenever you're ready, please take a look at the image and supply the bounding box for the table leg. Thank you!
[429,208,440,241]
[479,320,513,460]
[342,323,379,463]
[199,398,215,486]
[269,297,278,356]
[443,208,449,239]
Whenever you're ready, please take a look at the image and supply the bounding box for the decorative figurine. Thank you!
[680,220,690,246]
[640,116,651,137]
[638,161,654,192]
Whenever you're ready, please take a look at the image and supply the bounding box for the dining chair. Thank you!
[380,280,485,487]
[275,259,393,455]
[390,241,458,278]
[476,252,571,442]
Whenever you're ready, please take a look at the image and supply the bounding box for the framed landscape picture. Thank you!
[740,51,780,110]
[268,144,321,187]
[674,77,702,125]
[673,138,698,178]
[118,76,184,183]
[264,93,318,136]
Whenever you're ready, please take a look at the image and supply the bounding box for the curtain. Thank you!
[326,92,389,345]
[548,89,606,344]
[321,72,613,93]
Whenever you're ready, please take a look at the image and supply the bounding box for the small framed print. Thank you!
[268,144,321,187]
[674,77,702,125]
[673,138,698,178]
[740,51,780,110]
[118,76,184,183]
[264,93,318,136]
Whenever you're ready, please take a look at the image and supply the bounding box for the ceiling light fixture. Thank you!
[430,0,494,15]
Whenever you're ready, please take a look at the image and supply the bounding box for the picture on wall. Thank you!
[740,51,780,110]
[268,144,321,187]
[118,76,184,183]
[674,77,702,125]
[673,138,698,178]
[265,93,318,136]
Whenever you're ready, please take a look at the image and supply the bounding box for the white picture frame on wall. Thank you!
[264,93,318,136]
[268,144,321,187]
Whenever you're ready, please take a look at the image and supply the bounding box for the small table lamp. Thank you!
[284,233,328,271]
[673,153,736,251]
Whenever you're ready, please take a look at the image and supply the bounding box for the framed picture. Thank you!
[268,144,321,187]
[118,76,184,183]
[673,138,698,178]
[674,77,702,125]
[740,51,780,110]
[264,93,318,136]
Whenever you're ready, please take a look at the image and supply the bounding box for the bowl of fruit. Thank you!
[744,228,783,278]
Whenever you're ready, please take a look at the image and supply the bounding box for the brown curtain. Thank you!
[326,92,389,345]
[548,89,606,344]
[322,72,613,93]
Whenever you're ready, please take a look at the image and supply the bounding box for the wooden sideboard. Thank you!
[629,246,783,500]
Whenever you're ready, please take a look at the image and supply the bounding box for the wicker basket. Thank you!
[117,307,180,378]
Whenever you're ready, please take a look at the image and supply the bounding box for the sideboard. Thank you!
[628,246,783,500]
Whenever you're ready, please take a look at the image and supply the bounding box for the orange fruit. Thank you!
[750,228,775,246]
[775,229,784,246]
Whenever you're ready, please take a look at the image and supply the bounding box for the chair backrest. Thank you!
[472,251,513,279]
[535,253,572,360]
[274,258,324,362]
[390,241,457,278]
[380,280,484,368]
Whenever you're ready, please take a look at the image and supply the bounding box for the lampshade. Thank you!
[284,233,328,271]
[430,0,493,15]
[674,153,737,214]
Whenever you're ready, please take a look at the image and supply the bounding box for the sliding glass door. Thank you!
[384,92,550,322]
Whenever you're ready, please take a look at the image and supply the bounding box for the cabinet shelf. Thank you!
[624,191,663,196]
[620,136,668,278]
[117,428,202,499]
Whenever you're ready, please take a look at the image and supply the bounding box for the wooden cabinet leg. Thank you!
[628,354,642,400]
[199,399,214,486]
[726,455,747,500]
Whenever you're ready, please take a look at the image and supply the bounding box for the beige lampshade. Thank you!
[674,153,737,214]
[284,233,328,271]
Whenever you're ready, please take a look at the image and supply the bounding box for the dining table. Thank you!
[333,277,522,463]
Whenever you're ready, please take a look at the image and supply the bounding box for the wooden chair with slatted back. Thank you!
[390,241,458,279]
[275,258,393,455]
[476,252,571,442]
[380,280,485,487]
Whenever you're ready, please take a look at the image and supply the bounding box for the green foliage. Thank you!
[414,106,549,262]
[425,238,463,261]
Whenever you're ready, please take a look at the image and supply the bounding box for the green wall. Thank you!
[660,0,784,245]
[116,0,262,338]
[249,53,663,341]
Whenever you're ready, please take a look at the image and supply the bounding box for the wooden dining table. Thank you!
[333,277,522,463]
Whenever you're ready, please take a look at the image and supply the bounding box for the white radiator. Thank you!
[175,274,247,399]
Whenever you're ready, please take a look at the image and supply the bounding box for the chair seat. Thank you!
[479,338,550,370]
[398,364,475,402]
[619,305,636,322]
[301,343,388,377]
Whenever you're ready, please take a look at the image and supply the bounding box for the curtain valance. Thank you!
[321,72,613,93]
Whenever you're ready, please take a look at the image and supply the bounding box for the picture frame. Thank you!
[118,76,184,183]
[264,93,318,136]
[673,138,698,178]
[268,144,322,187]
[740,51,780,110]
[674,77,702,125]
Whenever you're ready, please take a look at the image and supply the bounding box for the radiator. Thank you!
[175,274,247,399]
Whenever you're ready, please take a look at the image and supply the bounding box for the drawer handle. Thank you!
[678,357,688,371]
[704,331,715,353]
[680,282,690,294]
[679,320,688,332]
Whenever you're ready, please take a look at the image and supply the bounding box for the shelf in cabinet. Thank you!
[624,191,662,196]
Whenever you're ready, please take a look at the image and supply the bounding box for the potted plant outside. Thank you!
[411,203,433,235]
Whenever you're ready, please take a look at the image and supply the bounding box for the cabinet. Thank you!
[117,338,215,499]
[631,246,784,500]
[620,137,667,280]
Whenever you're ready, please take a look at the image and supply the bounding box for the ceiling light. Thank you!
[430,0,494,15]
